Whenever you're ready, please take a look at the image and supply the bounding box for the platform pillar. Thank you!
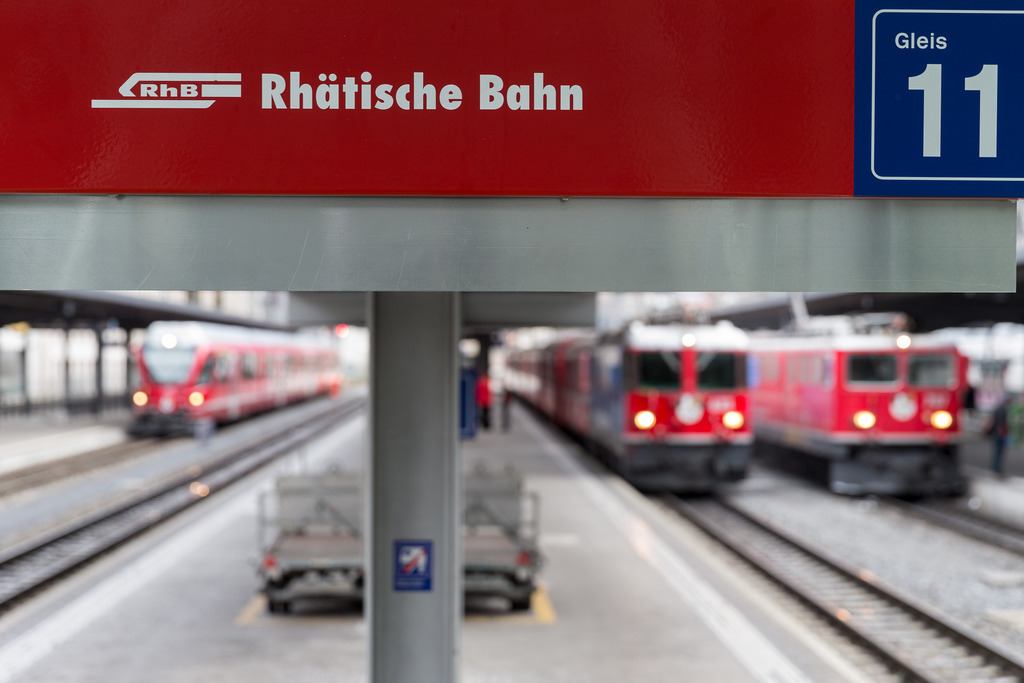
[19,344,30,414]
[93,324,104,414]
[368,292,461,683]
[63,324,72,415]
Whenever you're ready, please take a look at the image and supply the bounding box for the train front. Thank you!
[614,322,752,491]
[830,334,966,495]
[129,323,208,436]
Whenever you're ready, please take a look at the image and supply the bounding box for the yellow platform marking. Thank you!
[530,583,557,624]
[235,594,362,627]
[235,594,267,627]
[464,582,557,625]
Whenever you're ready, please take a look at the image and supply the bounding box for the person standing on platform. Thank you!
[988,396,1011,477]
[476,374,492,431]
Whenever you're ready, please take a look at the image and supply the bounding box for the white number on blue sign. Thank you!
[908,63,998,158]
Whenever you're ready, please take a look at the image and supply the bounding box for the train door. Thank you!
[223,351,241,420]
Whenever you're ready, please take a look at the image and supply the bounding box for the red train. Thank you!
[129,321,341,436]
[750,324,967,495]
[507,322,752,492]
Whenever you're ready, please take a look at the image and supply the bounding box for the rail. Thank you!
[885,496,1024,559]
[0,396,364,614]
[667,495,1024,682]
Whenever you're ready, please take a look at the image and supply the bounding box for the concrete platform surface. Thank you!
[0,416,130,476]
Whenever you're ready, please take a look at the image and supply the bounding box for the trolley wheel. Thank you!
[509,594,532,612]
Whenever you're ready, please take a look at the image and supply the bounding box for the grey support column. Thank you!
[19,343,29,413]
[368,292,461,683]
[93,325,105,414]
[64,324,72,415]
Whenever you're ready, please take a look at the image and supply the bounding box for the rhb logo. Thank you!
[92,72,241,109]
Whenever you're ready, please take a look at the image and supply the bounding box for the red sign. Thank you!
[0,1,854,196]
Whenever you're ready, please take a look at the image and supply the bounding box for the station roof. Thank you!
[0,291,292,331]
[704,261,1024,332]
[0,291,597,333]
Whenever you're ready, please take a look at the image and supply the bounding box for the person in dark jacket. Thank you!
[989,397,1011,476]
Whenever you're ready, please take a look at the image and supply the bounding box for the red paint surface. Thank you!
[0,1,855,196]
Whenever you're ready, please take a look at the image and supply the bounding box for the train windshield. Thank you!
[142,346,196,384]
[636,352,681,390]
[698,352,746,389]
[908,354,954,387]
[847,354,897,384]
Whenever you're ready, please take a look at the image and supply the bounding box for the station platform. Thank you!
[3,405,1023,682]
[0,400,886,683]
[0,414,130,478]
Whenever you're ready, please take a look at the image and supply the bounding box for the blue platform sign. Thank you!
[857,2,1024,197]
[394,540,433,591]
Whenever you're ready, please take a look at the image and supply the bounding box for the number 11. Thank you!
[907,64,998,158]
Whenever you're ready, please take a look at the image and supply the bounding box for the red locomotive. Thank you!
[507,322,752,492]
[129,321,341,436]
[750,319,967,495]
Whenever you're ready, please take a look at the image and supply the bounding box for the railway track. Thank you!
[668,495,1024,683]
[0,397,364,614]
[886,497,1024,558]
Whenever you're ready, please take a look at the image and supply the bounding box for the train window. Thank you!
[909,354,954,387]
[760,355,779,384]
[811,356,831,387]
[636,352,680,390]
[242,353,258,380]
[698,352,745,389]
[197,357,215,385]
[214,354,233,382]
[142,345,195,384]
[847,354,897,384]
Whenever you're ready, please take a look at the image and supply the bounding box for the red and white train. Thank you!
[750,323,967,496]
[507,322,752,492]
[129,321,341,436]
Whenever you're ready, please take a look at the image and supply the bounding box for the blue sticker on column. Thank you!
[394,540,432,591]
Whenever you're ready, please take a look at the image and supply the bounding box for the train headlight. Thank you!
[132,391,148,407]
[634,410,656,430]
[682,333,697,348]
[896,334,912,350]
[853,411,876,430]
[188,391,205,407]
[930,410,953,430]
[722,411,744,430]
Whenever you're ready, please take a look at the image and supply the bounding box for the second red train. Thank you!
[507,322,752,492]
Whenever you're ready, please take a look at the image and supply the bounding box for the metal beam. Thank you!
[288,291,595,330]
[0,196,1014,292]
